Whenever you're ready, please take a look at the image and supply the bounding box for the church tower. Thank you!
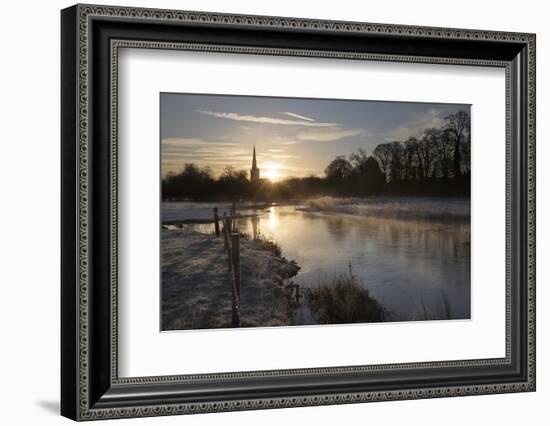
[250,145,260,182]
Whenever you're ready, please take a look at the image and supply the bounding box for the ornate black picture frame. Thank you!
[61,4,536,421]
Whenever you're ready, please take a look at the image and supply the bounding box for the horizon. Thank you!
[161,93,469,182]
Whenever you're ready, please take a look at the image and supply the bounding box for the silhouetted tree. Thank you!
[350,149,386,194]
[372,143,392,181]
[434,129,454,179]
[162,163,215,199]
[418,129,437,179]
[444,110,470,178]
[404,137,420,180]
[218,166,249,199]
[388,141,405,181]
[325,156,354,183]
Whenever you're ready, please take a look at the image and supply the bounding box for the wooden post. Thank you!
[222,212,228,250]
[224,216,230,242]
[224,216,232,271]
[213,207,220,236]
[231,233,241,299]
[231,232,241,327]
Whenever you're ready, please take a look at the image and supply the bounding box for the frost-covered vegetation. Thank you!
[304,271,386,324]
[161,228,299,330]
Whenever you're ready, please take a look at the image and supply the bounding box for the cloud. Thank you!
[271,154,300,160]
[280,111,316,122]
[162,138,247,157]
[196,110,336,127]
[384,109,447,141]
[162,137,240,148]
[161,137,254,176]
[194,110,366,143]
[296,127,365,142]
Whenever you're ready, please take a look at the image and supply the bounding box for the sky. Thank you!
[161,93,469,181]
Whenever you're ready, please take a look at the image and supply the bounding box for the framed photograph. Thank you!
[61,4,536,421]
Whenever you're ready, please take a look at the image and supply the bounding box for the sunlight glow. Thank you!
[262,162,283,182]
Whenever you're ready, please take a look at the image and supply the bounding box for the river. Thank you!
[163,197,471,321]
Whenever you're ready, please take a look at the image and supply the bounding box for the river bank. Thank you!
[162,228,300,330]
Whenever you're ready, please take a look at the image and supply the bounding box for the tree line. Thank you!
[162,110,470,201]
[372,110,470,182]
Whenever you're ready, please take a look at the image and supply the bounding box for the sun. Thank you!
[262,162,283,182]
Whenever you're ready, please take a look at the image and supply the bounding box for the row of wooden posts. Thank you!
[213,204,241,327]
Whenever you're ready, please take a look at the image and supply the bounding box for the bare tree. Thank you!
[388,141,405,181]
[420,128,450,178]
[444,110,470,178]
[404,137,420,180]
[418,130,437,179]
[349,148,369,174]
[435,129,454,179]
[373,144,392,181]
[325,156,354,182]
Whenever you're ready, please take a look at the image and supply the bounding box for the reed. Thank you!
[304,272,384,324]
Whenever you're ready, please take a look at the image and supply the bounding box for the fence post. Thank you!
[222,212,228,250]
[213,207,220,236]
[224,216,232,271]
[231,232,241,327]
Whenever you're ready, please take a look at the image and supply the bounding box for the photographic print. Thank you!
[161,93,471,331]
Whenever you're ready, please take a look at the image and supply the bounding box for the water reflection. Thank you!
[188,205,470,320]
[251,215,260,240]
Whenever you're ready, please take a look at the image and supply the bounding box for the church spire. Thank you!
[250,145,260,182]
